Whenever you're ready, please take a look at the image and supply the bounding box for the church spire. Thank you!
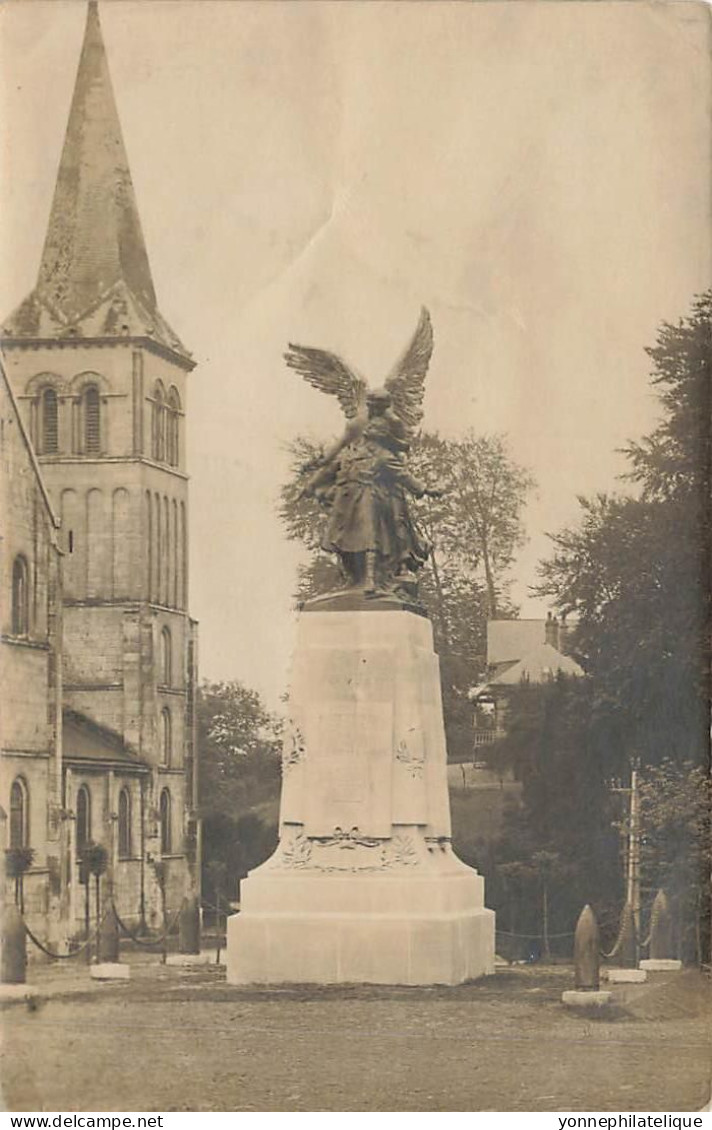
[3,1,189,361]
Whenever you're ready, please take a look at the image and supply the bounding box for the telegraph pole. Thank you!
[627,764,641,962]
[611,760,642,965]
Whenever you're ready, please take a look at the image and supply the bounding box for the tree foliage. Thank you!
[532,292,711,959]
[198,680,282,819]
[536,292,710,771]
[483,677,622,952]
[637,759,710,961]
[198,681,282,902]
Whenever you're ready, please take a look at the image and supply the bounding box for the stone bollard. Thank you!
[166,895,210,965]
[179,895,201,955]
[99,906,120,964]
[1,903,27,985]
[90,903,131,981]
[562,905,612,1009]
[650,889,673,959]
[574,904,600,990]
[640,890,682,972]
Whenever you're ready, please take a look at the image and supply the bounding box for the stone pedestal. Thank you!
[227,608,494,985]
[604,967,647,984]
[639,958,682,973]
[562,990,612,1009]
[166,951,214,967]
[90,962,130,981]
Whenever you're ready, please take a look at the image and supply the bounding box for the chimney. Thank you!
[545,611,559,650]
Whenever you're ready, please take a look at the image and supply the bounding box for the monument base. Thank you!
[226,608,495,986]
[227,853,494,985]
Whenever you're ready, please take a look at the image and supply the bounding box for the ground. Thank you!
[1,960,709,1112]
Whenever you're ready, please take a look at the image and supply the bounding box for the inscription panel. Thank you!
[303,701,393,837]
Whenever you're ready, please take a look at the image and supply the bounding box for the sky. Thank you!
[1,0,710,707]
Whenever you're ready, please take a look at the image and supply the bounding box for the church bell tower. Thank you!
[2,1,198,916]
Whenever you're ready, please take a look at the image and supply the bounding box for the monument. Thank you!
[226,309,495,984]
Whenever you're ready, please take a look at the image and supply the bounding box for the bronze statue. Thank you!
[285,308,442,601]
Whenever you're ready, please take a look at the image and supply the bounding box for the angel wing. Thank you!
[383,307,434,436]
[284,344,367,420]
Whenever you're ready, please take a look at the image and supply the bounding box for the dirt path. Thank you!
[1,966,709,1112]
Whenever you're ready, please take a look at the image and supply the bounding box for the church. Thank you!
[0,1,199,945]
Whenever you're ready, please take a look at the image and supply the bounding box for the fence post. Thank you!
[179,894,201,955]
[99,902,120,963]
[1,903,27,985]
[649,889,674,960]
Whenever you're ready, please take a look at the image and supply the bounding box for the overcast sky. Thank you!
[1,0,710,706]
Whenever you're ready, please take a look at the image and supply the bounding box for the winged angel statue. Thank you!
[285,307,443,602]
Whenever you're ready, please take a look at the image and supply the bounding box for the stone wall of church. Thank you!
[1,371,64,942]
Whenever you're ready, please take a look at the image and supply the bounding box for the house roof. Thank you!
[487,619,547,666]
[62,708,150,772]
[2,2,190,365]
[489,642,584,686]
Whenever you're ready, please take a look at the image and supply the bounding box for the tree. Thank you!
[411,433,534,619]
[198,681,282,902]
[624,290,710,503]
[198,680,282,819]
[536,292,710,769]
[637,760,711,962]
[278,430,534,759]
[535,292,710,959]
[486,676,622,952]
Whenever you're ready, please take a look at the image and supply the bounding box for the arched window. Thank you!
[76,785,91,856]
[167,388,180,467]
[161,627,172,686]
[161,707,172,766]
[152,383,165,462]
[159,789,171,855]
[83,385,101,454]
[118,787,131,858]
[11,556,29,635]
[9,779,29,849]
[40,388,59,454]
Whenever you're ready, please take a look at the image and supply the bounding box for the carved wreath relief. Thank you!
[282,723,306,773]
[275,824,421,872]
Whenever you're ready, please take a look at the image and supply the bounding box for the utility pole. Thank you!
[611,760,642,965]
[627,764,641,963]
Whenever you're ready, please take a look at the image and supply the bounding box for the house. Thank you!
[470,614,584,746]
[1,2,199,944]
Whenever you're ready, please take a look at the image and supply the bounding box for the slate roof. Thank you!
[2,2,191,365]
[63,708,150,772]
[489,641,584,686]
[487,619,548,667]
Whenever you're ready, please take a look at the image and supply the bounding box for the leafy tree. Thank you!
[198,680,282,819]
[637,760,711,962]
[485,677,622,951]
[411,432,534,619]
[536,292,710,770]
[534,292,711,959]
[624,290,710,502]
[198,681,282,902]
